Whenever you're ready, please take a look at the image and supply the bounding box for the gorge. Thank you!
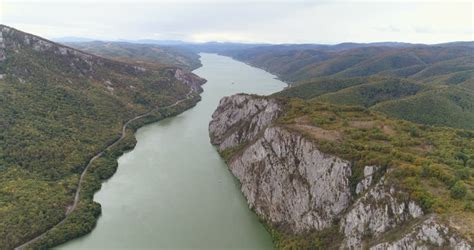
[1,24,472,249]
[209,93,473,249]
[57,53,286,249]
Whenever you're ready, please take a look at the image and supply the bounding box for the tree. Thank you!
[450,181,467,199]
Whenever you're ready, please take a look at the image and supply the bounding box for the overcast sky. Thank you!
[1,0,472,44]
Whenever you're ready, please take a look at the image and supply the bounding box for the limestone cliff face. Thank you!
[230,126,352,233]
[209,94,282,151]
[209,94,472,249]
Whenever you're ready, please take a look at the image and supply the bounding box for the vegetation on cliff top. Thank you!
[219,94,473,248]
[276,97,474,239]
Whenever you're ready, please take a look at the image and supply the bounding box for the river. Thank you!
[58,53,286,249]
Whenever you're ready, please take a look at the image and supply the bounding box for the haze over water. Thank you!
[57,53,286,249]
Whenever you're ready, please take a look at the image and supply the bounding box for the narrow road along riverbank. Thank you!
[58,53,285,249]
[15,90,195,250]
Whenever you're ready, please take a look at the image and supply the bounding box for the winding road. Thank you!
[15,90,195,250]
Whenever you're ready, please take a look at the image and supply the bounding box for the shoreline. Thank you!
[16,90,203,249]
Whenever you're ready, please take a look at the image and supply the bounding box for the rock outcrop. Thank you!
[230,126,353,232]
[209,94,472,249]
[174,68,206,93]
[209,94,282,151]
[0,29,5,63]
[341,177,424,248]
[371,216,472,250]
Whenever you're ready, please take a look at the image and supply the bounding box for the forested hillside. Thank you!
[66,41,202,71]
[223,43,474,130]
[222,43,473,83]
[0,25,205,249]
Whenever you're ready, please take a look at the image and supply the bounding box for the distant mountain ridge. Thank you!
[220,43,473,82]
[218,41,474,130]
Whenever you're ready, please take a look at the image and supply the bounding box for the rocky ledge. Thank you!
[209,94,472,249]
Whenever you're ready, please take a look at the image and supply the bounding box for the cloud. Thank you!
[374,26,402,33]
[1,0,472,44]
[415,26,435,34]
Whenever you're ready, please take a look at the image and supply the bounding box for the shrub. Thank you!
[450,181,467,199]
[467,159,474,168]
[409,126,420,137]
[456,168,471,180]
[455,152,470,167]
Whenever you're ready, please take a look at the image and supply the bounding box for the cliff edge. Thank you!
[209,94,472,249]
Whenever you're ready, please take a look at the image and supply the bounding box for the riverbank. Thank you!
[56,53,285,249]
[18,91,203,249]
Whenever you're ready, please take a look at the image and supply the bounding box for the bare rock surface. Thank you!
[209,94,472,249]
[209,94,282,151]
[340,177,424,248]
[371,216,472,250]
[230,126,352,232]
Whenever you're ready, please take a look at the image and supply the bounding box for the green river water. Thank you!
[58,53,286,249]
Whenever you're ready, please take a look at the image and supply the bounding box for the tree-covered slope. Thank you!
[227,43,473,130]
[0,25,204,249]
[222,43,473,83]
[66,41,202,71]
[273,77,369,100]
[276,77,425,107]
[276,76,474,130]
[372,86,474,130]
[315,78,423,107]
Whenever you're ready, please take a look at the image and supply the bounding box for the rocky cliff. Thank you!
[209,94,472,249]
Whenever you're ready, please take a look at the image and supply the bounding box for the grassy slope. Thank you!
[0,26,201,248]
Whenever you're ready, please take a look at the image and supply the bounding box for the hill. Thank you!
[275,77,474,130]
[222,44,473,83]
[65,41,202,70]
[0,25,205,249]
[225,43,474,130]
[372,86,474,130]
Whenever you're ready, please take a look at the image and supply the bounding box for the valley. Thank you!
[0,23,472,250]
[57,53,286,249]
